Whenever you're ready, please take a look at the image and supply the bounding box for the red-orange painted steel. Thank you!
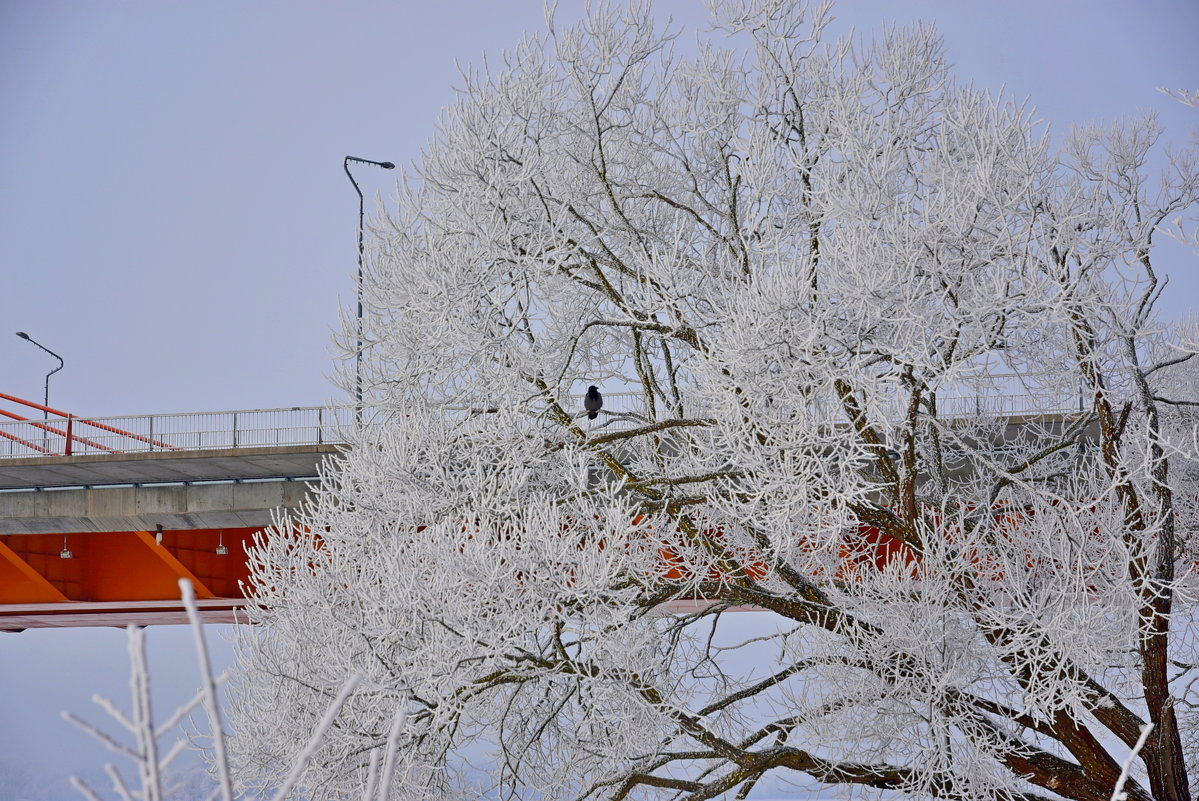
[0,527,261,609]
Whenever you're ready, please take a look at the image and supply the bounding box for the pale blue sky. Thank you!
[1,0,1196,794]
[2,0,1196,418]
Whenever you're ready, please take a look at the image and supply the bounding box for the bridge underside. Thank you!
[0,526,261,631]
[0,598,246,629]
[0,444,338,631]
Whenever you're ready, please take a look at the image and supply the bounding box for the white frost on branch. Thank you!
[66,580,373,801]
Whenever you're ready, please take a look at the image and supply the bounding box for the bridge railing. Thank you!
[0,383,1091,459]
[0,406,355,458]
[571,388,1085,431]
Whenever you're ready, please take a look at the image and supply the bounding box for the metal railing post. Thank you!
[232,412,239,448]
[148,416,155,452]
[65,415,73,456]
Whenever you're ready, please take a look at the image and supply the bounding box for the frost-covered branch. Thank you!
[230,2,1199,800]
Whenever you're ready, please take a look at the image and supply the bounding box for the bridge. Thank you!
[0,393,348,630]
[1,385,1090,631]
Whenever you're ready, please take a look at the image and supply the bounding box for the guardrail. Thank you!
[0,406,355,458]
[0,386,1090,460]
[576,389,1086,429]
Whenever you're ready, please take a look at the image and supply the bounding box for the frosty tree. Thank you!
[229,2,1199,799]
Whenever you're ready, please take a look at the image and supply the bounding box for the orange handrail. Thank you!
[0,427,54,455]
[0,408,117,454]
[73,417,178,452]
[0,392,74,419]
[0,393,176,454]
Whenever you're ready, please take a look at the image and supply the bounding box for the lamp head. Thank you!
[346,156,395,170]
[16,331,29,340]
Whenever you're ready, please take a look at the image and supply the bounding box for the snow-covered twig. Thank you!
[69,776,106,801]
[180,578,234,801]
[269,672,362,801]
[374,701,409,801]
[104,763,136,801]
[124,624,162,801]
[1111,723,1153,801]
[61,711,140,760]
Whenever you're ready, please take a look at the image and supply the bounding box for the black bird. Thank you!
[584,385,603,420]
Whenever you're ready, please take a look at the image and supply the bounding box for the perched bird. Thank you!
[584,385,603,420]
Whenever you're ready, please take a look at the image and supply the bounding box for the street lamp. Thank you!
[15,331,63,419]
[343,156,395,424]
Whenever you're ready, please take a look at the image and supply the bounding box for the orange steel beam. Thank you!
[0,527,263,629]
[92,530,218,601]
[0,539,69,603]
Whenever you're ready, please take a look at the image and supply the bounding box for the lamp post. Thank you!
[343,156,395,424]
[15,332,63,419]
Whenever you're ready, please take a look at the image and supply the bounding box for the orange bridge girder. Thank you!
[0,527,261,631]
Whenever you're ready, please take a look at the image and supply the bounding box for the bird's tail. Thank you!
[588,412,598,420]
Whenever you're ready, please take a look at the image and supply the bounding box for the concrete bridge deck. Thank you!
[0,444,337,534]
[0,443,340,490]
